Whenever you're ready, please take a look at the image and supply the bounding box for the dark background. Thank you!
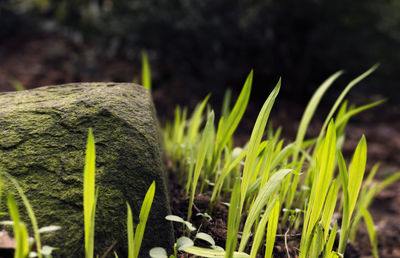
[1,0,399,103]
[1,0,400,256]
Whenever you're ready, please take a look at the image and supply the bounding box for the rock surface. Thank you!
[0,83,173,257]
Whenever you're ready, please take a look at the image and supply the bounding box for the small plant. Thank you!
[7,194,30,258]
[127,181,156,258]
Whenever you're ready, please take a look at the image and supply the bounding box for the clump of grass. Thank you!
[163,65,400,257]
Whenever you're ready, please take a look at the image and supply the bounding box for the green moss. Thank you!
[0,83,174,257]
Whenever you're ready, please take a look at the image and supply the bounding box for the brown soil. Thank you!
[1,32,399,257]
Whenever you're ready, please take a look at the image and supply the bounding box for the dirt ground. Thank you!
[1,33,399,257]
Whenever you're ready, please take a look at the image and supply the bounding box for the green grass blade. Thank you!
[184,246,250,258]
[3,172,42,258]
[188,111,215,221]
[324,222,338,258]
[188,95,210,142]
[215,71,253,156]
[8,194,29,258]
[337,136,367,254]
[328,251,339,258]
[347,136,367,219]
[240,79,281,210]
[319,64,379,140]
[335,100,385,129]
[321,179,339,240]
[133,181,156,258]
[211,150,247,204]
[9,79,26,91]
[127,203,134,258]
[265,198,280,258]
[84,128,96,258]
[361,207,378,258]
[221,89,232,119]
[239,169,293,251]
[300,121,337,257]
[141,51,151,91]
[88,188,98,258]
[225,177,241,258]
[376,171,400,193]
[311,225,324,258]
[337,151,350,255]
[293,70,343,161]
[249,198,277,258]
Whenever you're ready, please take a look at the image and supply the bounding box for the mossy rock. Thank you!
[0,83,174,257]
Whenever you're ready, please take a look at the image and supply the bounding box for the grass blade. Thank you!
[265,198,280,258]
[361,207,378,258]
[347,136,367,219]
[324,222,338,257]
[320,179,339,240]
[239,169,293,251]
[188,111,215,221]
[127,203,134,258]
[319,64,379,140]
[293,70,342,161]
[185,246,250,258]
[3,172,42,258]
[300,121,337,257]
[141,51,151,91]
[249,198,277,257]
[215,71,253,157]
[240,79,281,210]
[133,181,156,258]
[8,194,30,258]
[225,177,242,258]
[335,100,385,129]
[9,79,26,91]
[84,128,96,258]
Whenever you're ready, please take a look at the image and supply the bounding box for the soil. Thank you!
[1,32,400,257]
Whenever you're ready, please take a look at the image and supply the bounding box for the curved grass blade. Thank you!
[361,207,378,258]
[319,64,379,140]
[8,194,30,258]
[335,100,385,128]
[184,246,250,258]
[239,169,293,251]
[293,70,343,161]
[215,71,253,157]
[3,172,42,258]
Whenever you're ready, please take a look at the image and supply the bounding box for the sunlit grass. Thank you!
[163,65,399,257]
[83,128,97,258]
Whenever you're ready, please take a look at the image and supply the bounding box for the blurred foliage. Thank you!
[2,0,400,100]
